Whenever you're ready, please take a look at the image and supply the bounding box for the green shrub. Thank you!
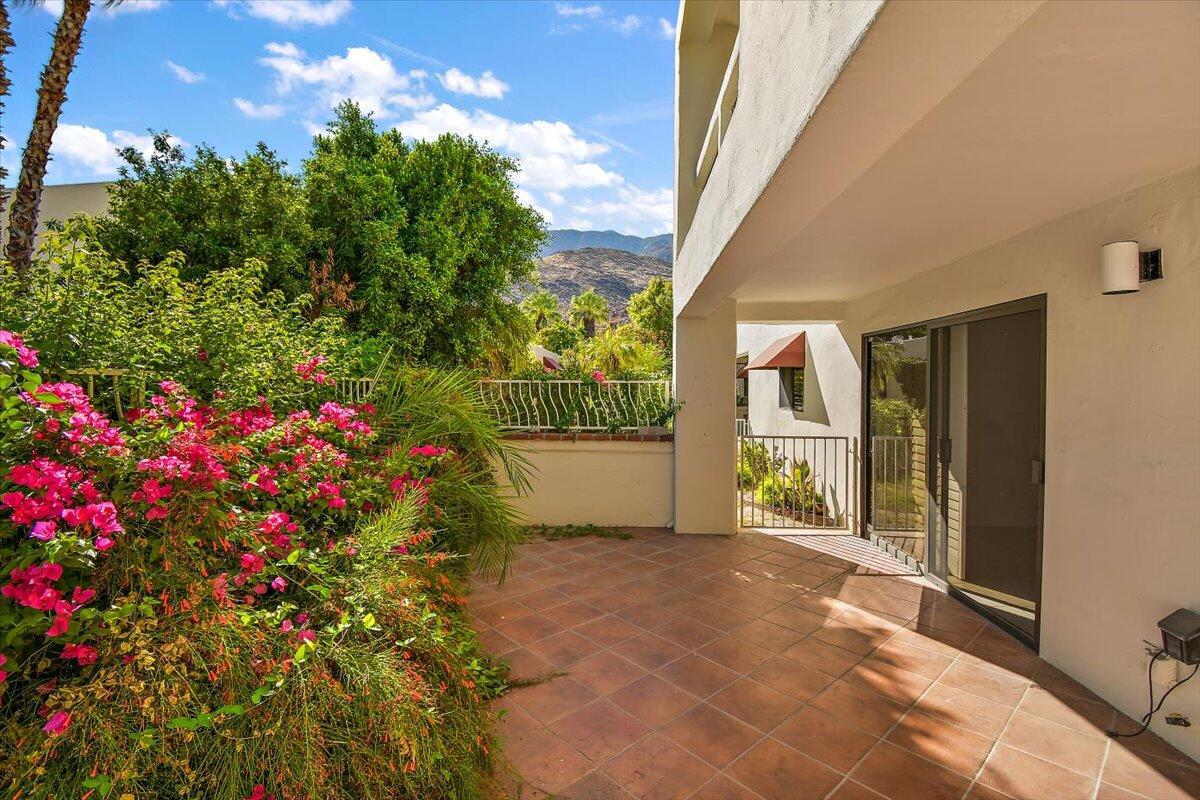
[756,459,825,514]
[870,397,918,438]
[737,440,778,490]
[0,223,370,407]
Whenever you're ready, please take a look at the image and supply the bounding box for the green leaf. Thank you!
[362,612,376,629]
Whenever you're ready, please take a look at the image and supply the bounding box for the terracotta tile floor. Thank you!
[471,530,1200,800]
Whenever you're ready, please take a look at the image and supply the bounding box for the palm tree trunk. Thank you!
[0,0,14,215]
[5,0,92,277]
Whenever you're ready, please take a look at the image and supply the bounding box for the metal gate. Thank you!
[737,435,852,529]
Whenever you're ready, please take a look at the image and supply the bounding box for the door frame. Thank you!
[860,294,1047,650]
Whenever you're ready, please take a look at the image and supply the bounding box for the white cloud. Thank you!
[50,124,185,178]
[399,104,622,193]
[258,42,434,118]
[264,41,303,58]
[215,0,351,27]
[570,185,673,234]
[658,18,676,40]
[515,188,554,225]
[555,3,603,18]
[233,98,286,119]
[165,60,205,84]
[614,14,641,36]
[396,103,671,234]
[438,68,509,99]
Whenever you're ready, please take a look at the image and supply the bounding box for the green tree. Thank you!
[306,101,545,365]
[627,276,672,350]
[0,0,13,211]
[93,134,312,295]
[536,320,582,355]
[5,0,96,276]
[520,289,561,331]
[569,288,609,338]
[577,324,667,377]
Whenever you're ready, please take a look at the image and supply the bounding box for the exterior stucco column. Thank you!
[673,299,736,534]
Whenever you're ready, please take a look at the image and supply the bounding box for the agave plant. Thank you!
[756,458,825,517]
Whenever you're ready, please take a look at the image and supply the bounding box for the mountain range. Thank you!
[526,247,670,319]
[539,229,673,263]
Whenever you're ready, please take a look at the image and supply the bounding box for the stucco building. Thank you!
[673,0,1200,760]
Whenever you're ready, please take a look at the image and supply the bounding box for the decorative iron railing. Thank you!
[478,379,674,432]
[870,435,926,532]
[737,434,853,530]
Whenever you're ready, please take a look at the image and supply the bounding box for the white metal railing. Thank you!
[335,377,377,403]
[479,380,674,432]
[737,434,853,529]
[695,35,740,187]
[870,435,925,532]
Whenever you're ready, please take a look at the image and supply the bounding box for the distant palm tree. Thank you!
[520,289,561,331]
[579,325,668,377]
[5,0,98,277]
[0,0,13,214]
[569,288,609,338]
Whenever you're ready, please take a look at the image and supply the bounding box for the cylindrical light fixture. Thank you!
[1101,241,1140,295]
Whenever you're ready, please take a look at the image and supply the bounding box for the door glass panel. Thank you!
[866,327,928,564]
[943,311,1041,642]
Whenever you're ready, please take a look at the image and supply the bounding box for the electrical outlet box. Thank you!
[1158,609,1200,666]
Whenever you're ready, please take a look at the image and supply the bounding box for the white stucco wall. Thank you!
[836,167,1200,758]
[737,323,860,441]
[675,0,883,315]
[494,439,674,529]
[1,182,111,241]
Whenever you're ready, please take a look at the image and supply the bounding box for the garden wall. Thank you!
[494,434,674,528]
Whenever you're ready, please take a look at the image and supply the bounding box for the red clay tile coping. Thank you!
[502,431,674,442]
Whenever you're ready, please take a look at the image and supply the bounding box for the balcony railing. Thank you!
[479,379,674,432]
[694,35,740,189]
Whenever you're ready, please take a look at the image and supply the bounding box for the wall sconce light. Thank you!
[1101,241,1163,295]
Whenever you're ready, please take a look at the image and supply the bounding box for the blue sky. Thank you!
[3,0,678,235]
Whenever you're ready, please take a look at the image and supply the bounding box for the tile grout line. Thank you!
[820,610,993,800]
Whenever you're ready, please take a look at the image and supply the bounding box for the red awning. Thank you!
[739,332,806,378]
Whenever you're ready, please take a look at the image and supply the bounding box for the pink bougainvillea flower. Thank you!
[0,651,8,683]
[71,586,96,605]
[240,552,266,575]
[42,710,70,735]
[145,505,169,521]
[252,583,268,596]
[297,629,316,644]
[159,380,182,394]
[294,356,332,385]
[94,536,115,551]
[0,330,39,368]
[46,614,70,638]
[61,642,98,666]
[271,576,287,592]
[591,370,607,384]
[29,520,57,541]
[248,783,276,800]
[197,348,209,361]
[280,619,294,632]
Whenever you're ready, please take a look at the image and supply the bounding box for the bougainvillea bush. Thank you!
[0,331,525,799]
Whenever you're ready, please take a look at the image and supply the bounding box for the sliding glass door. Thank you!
[864,327,929,565]
[865,297,1046,648]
